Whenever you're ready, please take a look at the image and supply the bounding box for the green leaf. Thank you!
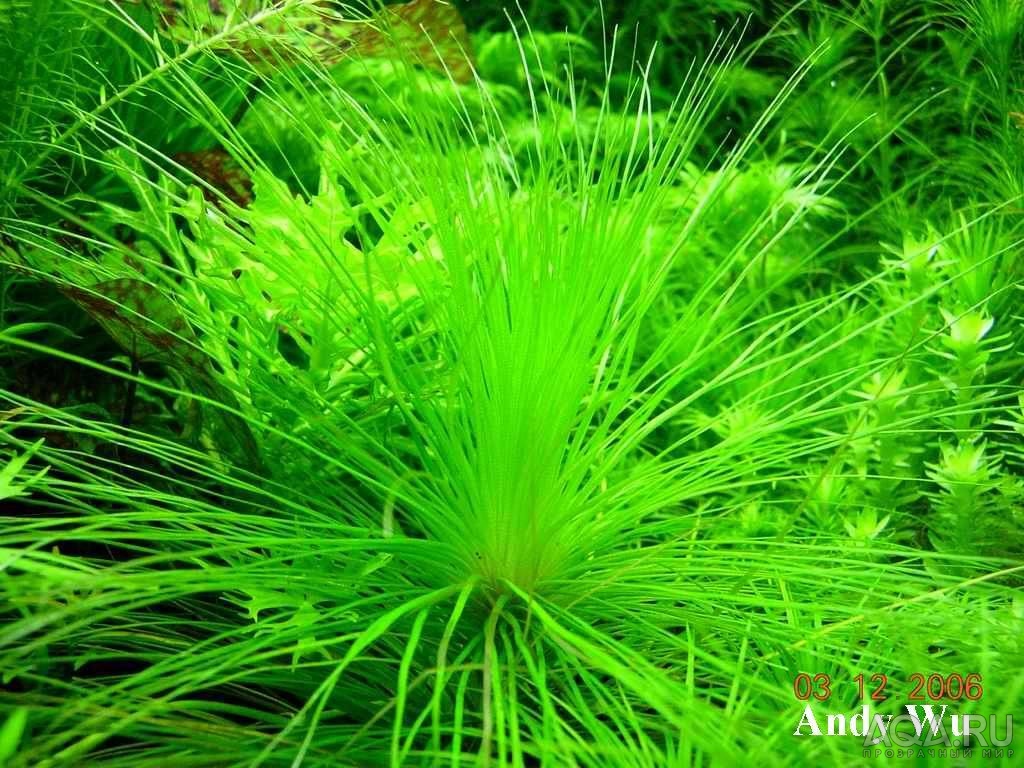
[0,707,28,763]
[0,439,48,502]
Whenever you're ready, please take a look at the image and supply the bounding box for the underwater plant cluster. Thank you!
[1,1,1022,765]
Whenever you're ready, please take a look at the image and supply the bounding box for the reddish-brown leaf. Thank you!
[175,150,254,208]
[335,0,476,83]
[60,278,209,371]
[128,0,475,82]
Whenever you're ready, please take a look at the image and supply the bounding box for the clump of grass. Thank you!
[1,1,1023,766]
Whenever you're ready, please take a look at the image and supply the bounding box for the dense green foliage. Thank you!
[1,1,1023,765]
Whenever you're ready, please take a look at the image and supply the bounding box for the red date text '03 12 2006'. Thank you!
[791,673,983,703]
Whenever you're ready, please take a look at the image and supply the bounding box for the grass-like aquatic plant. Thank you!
[1,1,1023,766]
